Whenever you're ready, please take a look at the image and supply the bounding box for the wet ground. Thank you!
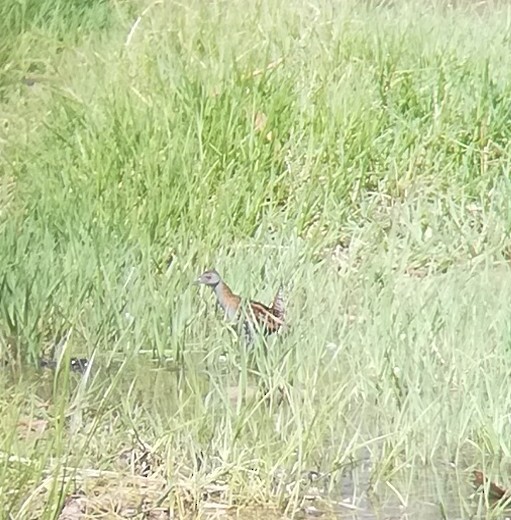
[0,356,507,519]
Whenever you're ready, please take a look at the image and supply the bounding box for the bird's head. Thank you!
[195,269,222,287]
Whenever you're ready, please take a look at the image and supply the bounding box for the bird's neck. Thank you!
[213,281,241,319]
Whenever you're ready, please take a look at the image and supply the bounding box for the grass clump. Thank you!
[1,0,511,517]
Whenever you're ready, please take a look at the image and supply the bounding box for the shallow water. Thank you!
[0,358,502,519]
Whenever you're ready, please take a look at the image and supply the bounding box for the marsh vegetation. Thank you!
[1,0,511,517]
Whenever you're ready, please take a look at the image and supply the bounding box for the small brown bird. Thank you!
[195,269,286,341]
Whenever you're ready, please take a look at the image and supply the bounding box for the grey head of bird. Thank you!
[195,269,222,287]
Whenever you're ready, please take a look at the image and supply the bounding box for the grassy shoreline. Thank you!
[2,0,511,517]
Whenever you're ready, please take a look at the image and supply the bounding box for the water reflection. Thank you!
[0,358,500,519]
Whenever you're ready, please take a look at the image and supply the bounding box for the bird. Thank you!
[195,269,286,341]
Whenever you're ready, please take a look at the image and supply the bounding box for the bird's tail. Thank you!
[271,285,285,322]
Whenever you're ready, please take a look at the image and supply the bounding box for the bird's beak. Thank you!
[193,277,202,285]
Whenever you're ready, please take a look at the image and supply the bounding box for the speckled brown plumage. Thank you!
[195,269,285,340]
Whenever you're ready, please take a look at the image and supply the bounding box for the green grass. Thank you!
[2,0,511,517]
